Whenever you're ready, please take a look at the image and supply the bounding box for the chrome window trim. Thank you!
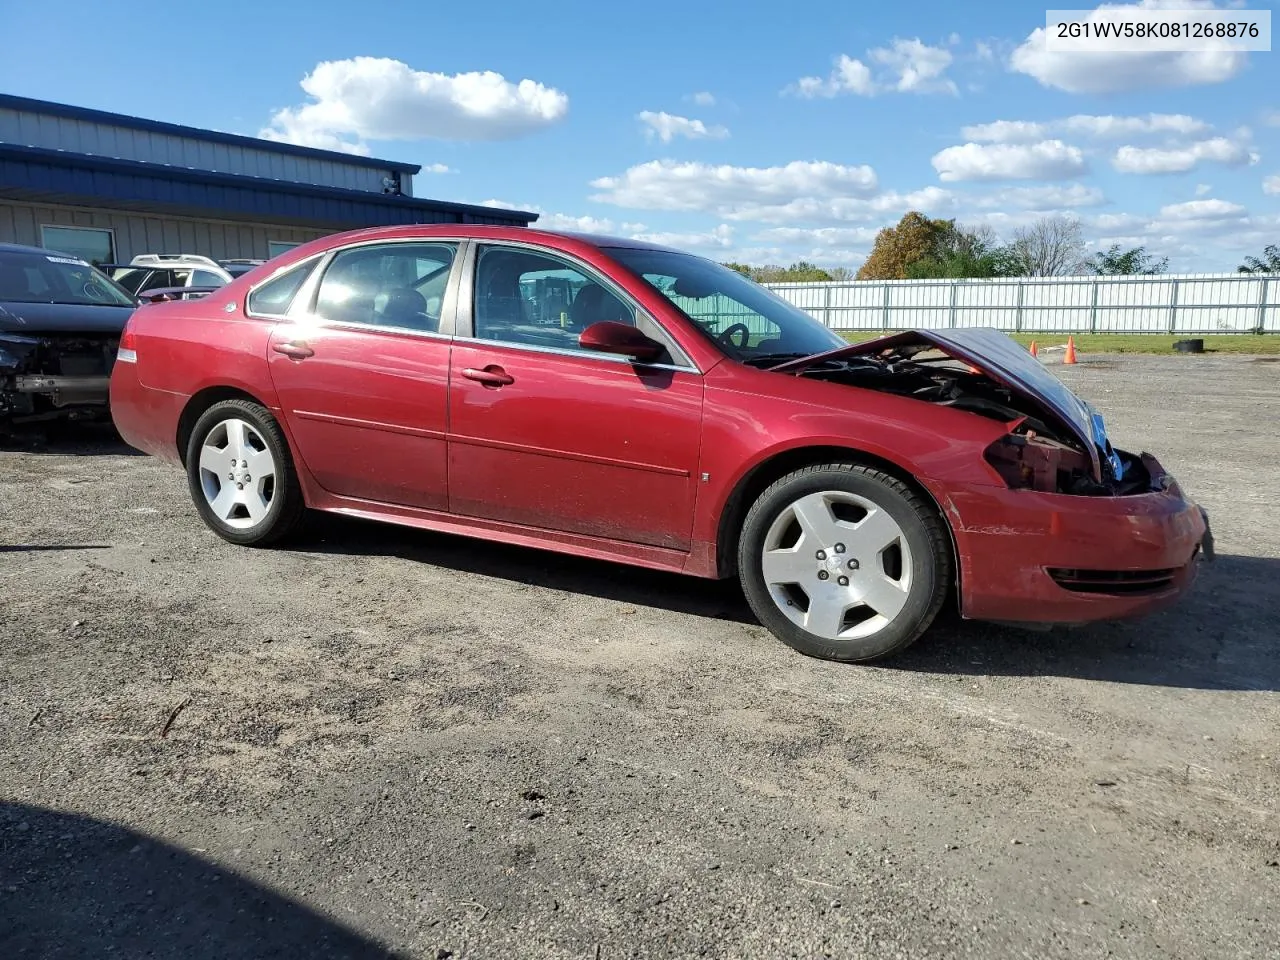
[452,335,697,373]
[456,239,701,374]
[282,238,468,340]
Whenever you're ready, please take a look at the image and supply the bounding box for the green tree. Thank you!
[720,261,837,282]
[1237,245,1280,274]
[1086,244,1168,275]
[905,225,1023,279]
[856,212,956,280]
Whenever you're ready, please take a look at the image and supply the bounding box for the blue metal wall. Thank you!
[0,95,418,195]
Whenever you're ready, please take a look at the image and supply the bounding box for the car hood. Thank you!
[772,328,1123,482]
[0,300,136,335]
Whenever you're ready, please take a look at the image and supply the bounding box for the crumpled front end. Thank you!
[1,332,118,424]
[769,328,1212,625]
[931,452,1210,626]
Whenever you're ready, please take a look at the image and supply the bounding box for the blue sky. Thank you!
[1,0,1276,271]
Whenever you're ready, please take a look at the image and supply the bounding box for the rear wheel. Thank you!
[185,399,304,546]
[738,463,951,663]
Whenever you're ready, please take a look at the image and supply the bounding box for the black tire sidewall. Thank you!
[738,467,945,663]
[185,401,295,546]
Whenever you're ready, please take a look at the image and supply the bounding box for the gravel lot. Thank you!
[2,353,1277,960]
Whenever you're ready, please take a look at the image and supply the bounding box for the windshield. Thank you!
[605,247,844,363]
[222,263,261,278]
[0,251,136,307]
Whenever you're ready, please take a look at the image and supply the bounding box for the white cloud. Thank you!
[689,91,716,107]
[960,120,1048,142]
[1265,175,1280,196]
[1158,198,1247,220]
[962,113,1208,143]
[711,187,957,225]
[538,213,624,233]
[965,184,1105,209]
[637,111,729,143]
[1062,113,1209,138]
[870,39,958,94]
[421,163,453,174]
[794,55,877,97]
[932,140,1087,181]
[629,224,735,250]
[589,159,879,217]
[1195,183,1213,196]
[1010,2,1249,93]
[1112,137,1259,173]
[752,226,883,248]
[791,38,956,97]
[1091,212,1148,232]
[477,204,648,236]
[260,56,569,151]
[1265,110,1280,127]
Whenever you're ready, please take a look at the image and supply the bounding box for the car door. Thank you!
[264,239,462,511]
[447,242,704,551]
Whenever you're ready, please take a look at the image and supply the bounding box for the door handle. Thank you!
[273,340,314,360]
[462,366,514,387]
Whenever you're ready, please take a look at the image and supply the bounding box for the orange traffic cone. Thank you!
[1029,340,1038,358]
[1063,336,1078,365]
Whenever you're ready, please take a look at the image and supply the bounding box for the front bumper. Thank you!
[939,454,1210,625]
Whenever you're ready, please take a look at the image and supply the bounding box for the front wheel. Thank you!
[737,464,951,663]
[185,399,305,546]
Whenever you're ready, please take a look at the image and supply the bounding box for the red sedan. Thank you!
[109,225,1211,662]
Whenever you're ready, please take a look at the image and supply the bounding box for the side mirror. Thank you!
[578,321,664,363]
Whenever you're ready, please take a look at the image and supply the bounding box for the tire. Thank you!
[185,398,305,546]
[737,463,951,663]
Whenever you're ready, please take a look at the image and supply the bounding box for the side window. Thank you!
[472,246,637,352]
[191,269,225,288]
[135,270,167,293]
[314,243,456,333]
[246,260,315,317]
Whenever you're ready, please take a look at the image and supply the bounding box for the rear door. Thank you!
[263,240,463,511]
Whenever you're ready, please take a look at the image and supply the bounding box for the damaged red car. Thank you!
[109,225,1212,662]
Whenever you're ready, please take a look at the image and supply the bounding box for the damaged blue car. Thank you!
[0,243,137,428]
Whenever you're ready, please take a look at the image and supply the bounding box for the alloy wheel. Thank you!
[761,490,913,641]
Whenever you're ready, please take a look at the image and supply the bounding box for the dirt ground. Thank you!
[2,353,1277,960]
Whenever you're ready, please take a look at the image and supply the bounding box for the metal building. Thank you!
[0,94,537,266]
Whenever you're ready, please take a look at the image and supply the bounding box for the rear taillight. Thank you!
[116,319,138,363]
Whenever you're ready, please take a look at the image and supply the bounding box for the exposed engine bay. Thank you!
[782,334,1154,497]
[0,333,118,424]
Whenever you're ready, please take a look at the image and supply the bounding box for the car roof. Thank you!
[283,224,690,256]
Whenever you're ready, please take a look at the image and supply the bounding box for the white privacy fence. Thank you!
[761,274,1280,335]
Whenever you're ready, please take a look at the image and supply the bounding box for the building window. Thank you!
[40,226,115,266]
[268,241,301,259]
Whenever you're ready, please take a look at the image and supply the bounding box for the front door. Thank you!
[265,240,461,511]
[447,244,704,551]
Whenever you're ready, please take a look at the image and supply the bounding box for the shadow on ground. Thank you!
[884,555,1279,692]
[0,421,143,456]
[294,513,757,625]
[295,516,1279,692]
[0,802,399,959]
[0,545,110,553]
